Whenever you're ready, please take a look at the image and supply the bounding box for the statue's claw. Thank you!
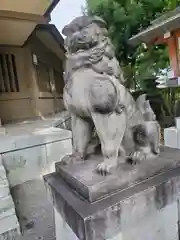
[96,162,111,176]
[129,151,146,164]
[96,159,119,175]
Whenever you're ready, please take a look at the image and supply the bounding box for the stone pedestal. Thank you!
[44,146,180,240]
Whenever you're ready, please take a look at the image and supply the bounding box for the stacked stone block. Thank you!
[0,155,19,239]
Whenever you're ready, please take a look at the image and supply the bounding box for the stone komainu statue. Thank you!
[62,16,160,175]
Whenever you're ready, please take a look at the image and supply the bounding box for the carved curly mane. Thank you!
[63,17,125,84]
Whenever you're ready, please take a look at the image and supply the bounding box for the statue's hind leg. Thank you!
[130,121,160,164]
[91,111,126,175]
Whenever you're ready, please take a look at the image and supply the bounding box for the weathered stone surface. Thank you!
[122,202,178,240]
[120,187,156,229]
[2,146,48,187]
[56,146,180,202]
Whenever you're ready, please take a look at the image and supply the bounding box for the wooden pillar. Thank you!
[167,35,180,77]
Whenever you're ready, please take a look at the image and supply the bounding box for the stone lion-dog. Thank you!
[62,16,160,175]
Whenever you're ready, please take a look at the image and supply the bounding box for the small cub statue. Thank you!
[62,16,160,175]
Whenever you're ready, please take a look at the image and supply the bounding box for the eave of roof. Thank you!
[35,23,65,51]
[129,9,180,46]
[44,0,60,17]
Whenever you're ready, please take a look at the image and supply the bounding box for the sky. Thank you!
[51,0,86,36]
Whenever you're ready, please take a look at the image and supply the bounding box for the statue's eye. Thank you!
[138,131,144,137]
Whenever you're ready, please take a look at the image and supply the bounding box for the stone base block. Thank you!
[44,147,180,240]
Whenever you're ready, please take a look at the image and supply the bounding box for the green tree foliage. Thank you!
[86,0,180,88]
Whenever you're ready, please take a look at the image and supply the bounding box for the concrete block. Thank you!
[2,146,48,187]
[122,202,178,240]
[0,196,14,214]
[0,166,7,180]
[13,135,45,150]
[13,128,72,150]
[0,183,9,198]
[0,207,15,220]
[0,137,16,154]
[0,214,19,235]
[164,127,178,148]
[46,139,72,173]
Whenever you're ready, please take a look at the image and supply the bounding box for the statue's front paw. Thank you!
[96,159,118,176]
[129,151,146,164]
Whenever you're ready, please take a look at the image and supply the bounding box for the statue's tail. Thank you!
[136,94,156,121]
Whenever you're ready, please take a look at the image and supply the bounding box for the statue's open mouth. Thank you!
[70,40,98,53]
